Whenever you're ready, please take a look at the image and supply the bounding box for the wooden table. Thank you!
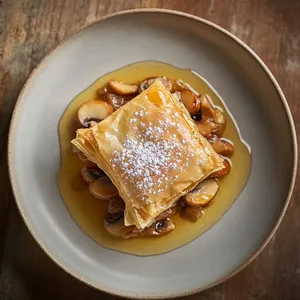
[1,1,299,299]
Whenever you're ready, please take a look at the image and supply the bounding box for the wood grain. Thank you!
[0,0,299,299]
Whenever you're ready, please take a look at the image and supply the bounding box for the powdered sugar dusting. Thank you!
[111,107,195,202]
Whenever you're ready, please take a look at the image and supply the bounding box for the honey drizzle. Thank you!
[58,61,251,256]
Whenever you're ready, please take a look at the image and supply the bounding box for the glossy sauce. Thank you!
[58,61,251,256]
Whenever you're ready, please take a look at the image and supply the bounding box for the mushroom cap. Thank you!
[180,89,201,116]
[183,179,219,207]
[89,178,118,200]
[210,108,226,136]
[195,119,212,137]
[200,94,215,118]
[104,213,136,238]
[108,80,138,95]
[108,196,125,214]
[209,158,231,178]
[81,166,106,184]
[77,100,113,127]
[138,77,172,93]
[181,205,204,222]
[207,135,234,156]
[105,93,132,110]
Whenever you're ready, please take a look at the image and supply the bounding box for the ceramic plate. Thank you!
[8,9,297,298]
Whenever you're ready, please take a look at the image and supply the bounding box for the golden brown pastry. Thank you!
[72,80,224,229]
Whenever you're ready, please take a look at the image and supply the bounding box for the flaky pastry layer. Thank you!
[72,81,224,228]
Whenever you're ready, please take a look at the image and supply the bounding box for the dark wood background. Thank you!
[0,1,299,299]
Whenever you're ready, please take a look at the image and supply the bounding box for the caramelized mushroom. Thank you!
[200,94,215,118]
[155,207,177,221]
[89,178,118,200]
[209,158,231,178]
[138,78,154,93]
[81,166,106,184]
[105,93,132,110]
[207,134,234,156]
[104,214,175,239]
[144,218,175,236]
[195,119,212,137]
[172,79,187,92]
[108,80,138,95]
[108,196,125,214]
[183,179,219,207]
[97,86,107,97]
[199,94,226,136]
[121,218,175,239]
[104,213,135,238]
[210,108,226,136]
[138,77,172,93]
[181,205,204,222]
[180,89,201,116]
[78,100,113,127]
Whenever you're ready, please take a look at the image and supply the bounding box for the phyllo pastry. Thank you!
[72,80,224,229]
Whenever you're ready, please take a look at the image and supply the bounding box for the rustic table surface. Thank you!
[1,0,299,299]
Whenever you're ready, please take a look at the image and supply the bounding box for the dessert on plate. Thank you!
[71,78,233,239]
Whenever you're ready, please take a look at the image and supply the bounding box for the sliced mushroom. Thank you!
[104,214,175,239]
[195,119,212,137]
[183,179,219,207]
[192,111,202,122]
[209,158,231,178]
[81,166,106,184]
[104,213,135,238]
[200,94,215,118]
[155,206,177,221]
[108,80,138,95]
[172,79,187,92]
[97,86,108,97]
[89,178,118,200]
[120,218,175,239]
[108,196,125,214]
[144,218,175,236]
[138,78,154,93]
[78,100,113,127]
[181,205,204,222]
[209,108,226,136]
[138,77,172,93]
[207,134,234,156]
[105,93,132,110]
[180,89,201,116]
